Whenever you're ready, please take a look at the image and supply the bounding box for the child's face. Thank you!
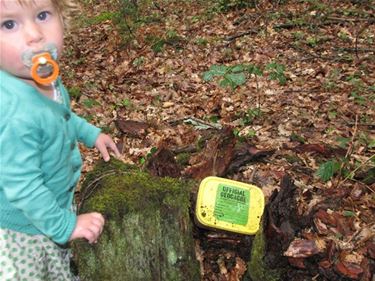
[0,0,64,81]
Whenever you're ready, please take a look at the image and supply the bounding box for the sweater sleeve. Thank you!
[70,112,101,148]
[0,118,77,244]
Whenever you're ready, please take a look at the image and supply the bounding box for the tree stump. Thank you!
[72,160,200,281]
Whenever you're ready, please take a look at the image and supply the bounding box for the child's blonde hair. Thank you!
[16,0,78,25]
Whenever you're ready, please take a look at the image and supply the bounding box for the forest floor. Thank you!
[62,0,374,280]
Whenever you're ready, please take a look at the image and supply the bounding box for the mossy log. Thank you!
[73,160,200,281]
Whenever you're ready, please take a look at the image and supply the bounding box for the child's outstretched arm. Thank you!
[69,113,121,161]
[69,212,105,244]
[95,133,121,162]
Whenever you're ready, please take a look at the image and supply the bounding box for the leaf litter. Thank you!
[62,0,374,280]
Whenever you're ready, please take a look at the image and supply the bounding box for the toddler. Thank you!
[0,0,121,280]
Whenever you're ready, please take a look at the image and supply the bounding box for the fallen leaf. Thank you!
[146,147,181,178]
[116,119,150,138]
[288,257,306,269]
[284,239,323,258]
[334,261,363,280]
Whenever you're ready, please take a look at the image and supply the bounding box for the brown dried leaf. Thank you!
[288,257,306,269]
[145,147,181,178]
[315,209,337,226]
[366,241,375,259]
[292,143,331,156]
[185,128,235,179]
[228,257,247,281]
[115,119,150,138]
[334,261,363,280]
[284,239,323,258]
[226,144,275,174]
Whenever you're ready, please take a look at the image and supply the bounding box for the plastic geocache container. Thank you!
[195,176,265,235]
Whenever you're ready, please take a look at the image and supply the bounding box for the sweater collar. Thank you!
[0,70,69,115]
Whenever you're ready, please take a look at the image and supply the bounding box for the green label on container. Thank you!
[213,183,250,226]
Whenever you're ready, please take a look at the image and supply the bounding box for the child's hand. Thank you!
[95,133,121,162]
[69,212,105,244]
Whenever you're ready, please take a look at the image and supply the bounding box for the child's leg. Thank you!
[0,228,75,281]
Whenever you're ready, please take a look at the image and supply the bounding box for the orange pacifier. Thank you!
[22,43,59,85]
[30,53,59,85]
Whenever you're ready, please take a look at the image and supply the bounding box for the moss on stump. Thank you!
[73,159,200,281]
[247,224,281,281]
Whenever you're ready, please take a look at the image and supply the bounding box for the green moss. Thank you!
[79,159,194,218]
[74,159,200,281]
[176,152,191,166]
[247,224,282,281]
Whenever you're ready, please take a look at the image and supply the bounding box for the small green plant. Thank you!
[116,98,133,109]
[216,0,256,12]
[87,11,117,25]
[146,35,165,53]
[303,0,329,12]
[292,31,305,40]
[203,63,263,90]
[84,81,99,91]
[338,31,351,42]
[146,30,183,53]
[328,110,337,120]
[290,132,306,144]
[246,129,257,138]
[358,132,375,148]
[323,68,341,90]
[139,147,158,165]
[68,86,82,101]
[195,37,209,46]
[133,56,145,67]
[233,128,246,142]
[242,108,262,125]
[83,98,100,108]
[265,62,287,85]
[82,114,94,122]
[336,136,350,149]
[316,159,342,182]
[351,92,366,105]
[316,140,375,183]
[233,128,256,142]
[208,115,220,123]
[111,0,154,45]
[306,36,318,47]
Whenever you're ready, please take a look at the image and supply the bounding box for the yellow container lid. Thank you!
[196,176,265,235]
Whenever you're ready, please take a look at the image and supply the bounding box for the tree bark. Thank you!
[72,160,200,281]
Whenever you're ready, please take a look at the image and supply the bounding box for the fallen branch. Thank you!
[334,47,375,53]
[225,28,260,42]
[326,16,375,23]
[274,17,375,29]
[226,17,375,42]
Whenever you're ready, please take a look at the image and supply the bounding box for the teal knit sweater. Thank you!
[0,70,101,244]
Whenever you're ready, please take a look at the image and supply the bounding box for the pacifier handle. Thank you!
[30,52,59,85]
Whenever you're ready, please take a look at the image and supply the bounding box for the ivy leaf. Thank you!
[225,72,246,87]
[252,66,263,76]
[316,160,341,182]
[202,65,228,81]
[231,64,245,73]
[219,78,231,88]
